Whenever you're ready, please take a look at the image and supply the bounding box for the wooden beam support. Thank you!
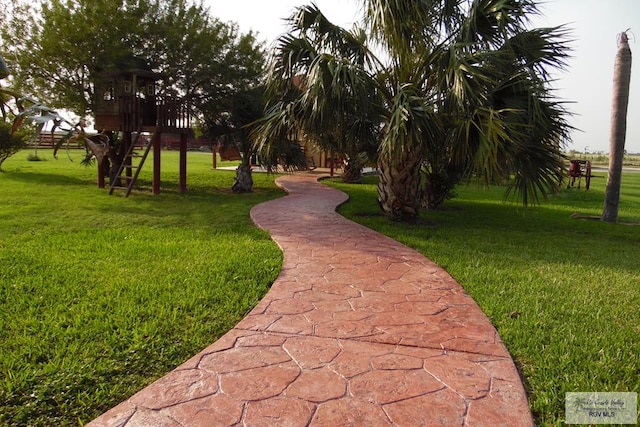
[153,131,161,195]
[124,132,132,180]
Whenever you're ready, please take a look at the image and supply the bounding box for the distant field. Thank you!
[566,151,640,167]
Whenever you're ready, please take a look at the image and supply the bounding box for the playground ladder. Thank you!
[108,132,157,197]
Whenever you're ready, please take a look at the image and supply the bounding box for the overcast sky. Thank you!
[206,0,640,154]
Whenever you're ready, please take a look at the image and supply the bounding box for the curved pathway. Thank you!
[89,173,533,426]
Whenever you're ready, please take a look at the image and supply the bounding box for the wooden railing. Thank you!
[118,95,191,132]
[156,96,191,132]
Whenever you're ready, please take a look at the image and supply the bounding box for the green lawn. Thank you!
[2,148,639,426]
[0,149,283,426]
[326,172,640,426]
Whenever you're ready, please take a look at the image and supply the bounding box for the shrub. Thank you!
[0,121,32,170]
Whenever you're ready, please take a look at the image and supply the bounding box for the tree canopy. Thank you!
[0,0,266,126]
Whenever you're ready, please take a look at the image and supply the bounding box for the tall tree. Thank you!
[602,31,632,223]
[1,0,265,189]
[257,0,572,222]
[254,5,382,184]
[0,0,265,127]
[204,87,265,193]
[366,0,571,219]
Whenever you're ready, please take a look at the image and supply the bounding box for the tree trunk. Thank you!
[602,32,632,223]
[108,144,125,187]
[342,157,363,184]
[377,150,423,222]
[232,164,254,193]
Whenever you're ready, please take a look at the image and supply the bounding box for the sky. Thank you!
[206,0,640,154]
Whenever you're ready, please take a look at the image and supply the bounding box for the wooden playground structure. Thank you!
[94,58,192,197]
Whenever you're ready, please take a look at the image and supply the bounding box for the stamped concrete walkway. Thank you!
[89,173,533,427]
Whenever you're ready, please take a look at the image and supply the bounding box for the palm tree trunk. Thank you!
[377,151,422,222]
[232,164,253,193]
[602,31,632,223]
[342,157,364,184]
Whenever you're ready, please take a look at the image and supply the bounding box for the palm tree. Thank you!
[602,30,632,223]
[204,88,265,192]
[257,0,572,221]
[367,0,571,219]
[254,5,382,184]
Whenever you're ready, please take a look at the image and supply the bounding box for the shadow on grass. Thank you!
[330,176,640,275]
[1,170,96,187]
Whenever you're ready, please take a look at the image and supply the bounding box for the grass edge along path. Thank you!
[0,150,284,426]
[326,173,640,427]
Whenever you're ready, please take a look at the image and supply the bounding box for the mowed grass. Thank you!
[2,147,639,426]
[0,149,283,426]
[326,172,640,426]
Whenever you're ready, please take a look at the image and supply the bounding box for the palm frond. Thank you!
[500,26,573,79]
[458,0,538,46]
[381,82,440,159]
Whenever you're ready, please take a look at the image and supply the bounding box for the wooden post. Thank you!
[123,132,132,180]
[153,131,161,195]
[212,143,217,169]
[180,133,187,193]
